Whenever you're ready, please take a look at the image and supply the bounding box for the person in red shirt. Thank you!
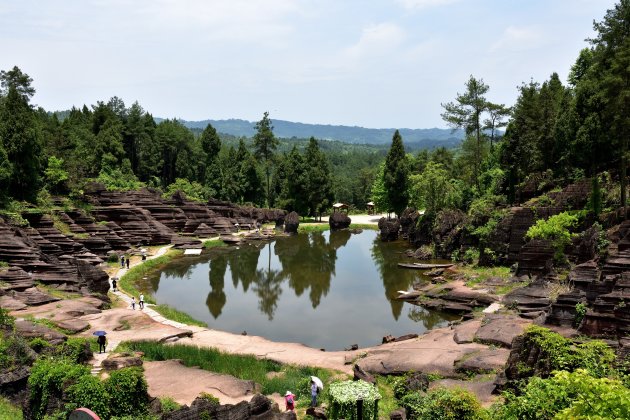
[284,391,295,411]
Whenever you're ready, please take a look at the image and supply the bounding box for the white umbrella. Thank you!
[311,376,324,390]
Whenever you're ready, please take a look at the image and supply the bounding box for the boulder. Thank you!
[329,212,351,231]
[14,320,66,345]
[474,314,530,348]
[393,371,428,396]
[161,393,286,420]
[390,408,407,420]
[353,363,375,384]
[378,217,400,241]
[454,348,510,374]
[284,212,300,234]
[101,356,143,371]
[306,407,328,419]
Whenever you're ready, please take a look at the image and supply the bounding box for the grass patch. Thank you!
[35,282,81,300]
[151,304,207,328]
[117,341,342,396]
[376,376,398,419]
[118,249,182,305]
[298,223,330,233]
[0,396,23,420]
[459,265,511,288]
[495,281,529,295]
[349,223,379,230]
[202,239,226,249]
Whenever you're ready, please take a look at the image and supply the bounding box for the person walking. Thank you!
[284,391,295,412]
[111,278,117,292]
[120,255,125,268]
[311,380,319,407]
[97,334,107,353]
[126,256,130,269]
[139,294,144,310]
[131,296,136,310]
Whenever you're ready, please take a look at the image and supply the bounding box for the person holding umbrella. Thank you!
[311,376,323,407]
[94,331,107,353]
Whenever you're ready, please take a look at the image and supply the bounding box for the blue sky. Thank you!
[0,0,618,129]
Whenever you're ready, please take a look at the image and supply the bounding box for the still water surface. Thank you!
[145,230,456,350]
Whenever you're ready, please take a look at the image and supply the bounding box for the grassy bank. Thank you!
[297,223,379,233]
[117,341,340,396]
[0,396,23,420]
[150,304,207,327]
[117,249,183,305]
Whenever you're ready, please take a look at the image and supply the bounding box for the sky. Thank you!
[0,0,619,129]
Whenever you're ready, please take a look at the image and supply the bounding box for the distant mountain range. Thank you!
[157,117,464,148]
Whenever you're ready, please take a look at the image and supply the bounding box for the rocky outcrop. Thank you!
[474,314,530,348]
[503,280,552,319]
[399,208,420,238]
[284,212,300,234]
[378,217,399,241]
[515,239,554,277]
[329,212,351,231]
[161,393,290,420]
[432,210,468,258]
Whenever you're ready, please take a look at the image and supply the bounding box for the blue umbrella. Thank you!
[93,330,107,336]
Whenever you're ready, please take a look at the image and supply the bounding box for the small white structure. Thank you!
[183,249,202,256]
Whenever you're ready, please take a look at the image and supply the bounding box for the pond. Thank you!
[143,229,457,350]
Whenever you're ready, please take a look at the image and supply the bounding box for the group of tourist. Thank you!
[284,379,321,412]
[130,295,145,310]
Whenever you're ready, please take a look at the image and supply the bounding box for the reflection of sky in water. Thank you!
[152,230,456,350]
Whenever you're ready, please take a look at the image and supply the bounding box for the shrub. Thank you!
[0,307,15,330]
[327,380,381,420]
[29,337,50,353]
[55,337,93,364]
[574,302,587,327]
[159,397,181,413]
[400,387,485,420]
[525,212,578,262]
[105,367,150,417]
[162,178,210,202]
[28,358,90,420]
[66,375,111,419]
[494,370,630,420]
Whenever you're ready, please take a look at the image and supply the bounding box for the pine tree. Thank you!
[304,137,334,219]
[253,112,279,207]
[383,130,409,217]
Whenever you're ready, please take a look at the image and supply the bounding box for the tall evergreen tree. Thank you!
[200,123,222,196]
[441,75,489,191]
[304,137,334,219]
[0,66,42,201]
[383,130,409,217]
[253,111,279,207]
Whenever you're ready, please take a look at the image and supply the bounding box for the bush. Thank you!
[525,212,578,262]
[400,387,485,420]
[327,380,381,420]
[66,375,111,419]
[494,370,630,420]
[28,358,90,420]
[162,178,210,202]
[105,367,150,417]
[159,397,180,413]
[55,337,93,364]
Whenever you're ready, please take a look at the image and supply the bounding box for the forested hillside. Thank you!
[159,117,464,147]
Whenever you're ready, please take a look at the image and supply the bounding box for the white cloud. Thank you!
[395,0,460,10]
[345,22,406,60]
[490,25,546,52]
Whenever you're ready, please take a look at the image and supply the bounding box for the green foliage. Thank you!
[574,302,587,327]
[66,375,111,419]
[370,163,390,214]
[400,387,485,420]
[0,396,23,420]
[525,212,578,262]
[159,397,181,413]
[327,380,381,420]
[253,111,279,206]
[28,358,90,419]
[0,332,34,371]
[95,156,143,191]
[163,178,210,202]
[28,337,50,353]
[494,369,630,420]
[523,325,615,377]
[0,307,15,330]
[409,162,462,215]
[106,367,149,417]
[56,337,93,364]
[44,156,68,194]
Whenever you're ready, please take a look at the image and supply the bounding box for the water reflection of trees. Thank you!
[274,231,341,309]
[407,306,453,330]
[371,238,424,320]
[206,258,227,318]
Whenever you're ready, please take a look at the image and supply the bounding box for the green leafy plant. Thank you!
[574,302,587,327]
[327,380,381,420]
[400,387,485,420]
[105,367,150,417]
[159,397,181,413]
[525,212,578,262]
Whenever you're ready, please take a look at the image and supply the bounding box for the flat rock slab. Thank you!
[0,295,27,311]
[453,319,482,344]
[52,319,90,333]
[143,360,258,406]
[474,314,531,348]
[455,348,510,374]
[15,319,66,344]
[13,287,59,306]
[356,327,486,377]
